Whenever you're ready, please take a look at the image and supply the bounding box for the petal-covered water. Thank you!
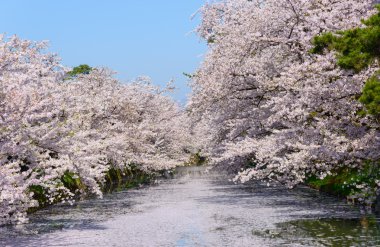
[1,167,379,246]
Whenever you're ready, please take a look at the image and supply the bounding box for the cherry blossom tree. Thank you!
[190,0,379,201]
[0,36,192,225]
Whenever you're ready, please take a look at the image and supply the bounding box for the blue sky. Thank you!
[0,1,207,103]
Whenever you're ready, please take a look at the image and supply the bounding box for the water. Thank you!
[1,167,379,246]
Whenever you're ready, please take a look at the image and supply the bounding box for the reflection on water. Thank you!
[0,166,379,247]
[253,217,380,246]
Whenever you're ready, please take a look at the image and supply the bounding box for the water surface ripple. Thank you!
[1,167,379,246]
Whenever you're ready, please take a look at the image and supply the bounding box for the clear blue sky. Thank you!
[0,1,207,103]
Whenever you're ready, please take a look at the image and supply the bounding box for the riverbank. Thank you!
[26,165,162,215]
[305,162,380,211]
[210,160,380,212]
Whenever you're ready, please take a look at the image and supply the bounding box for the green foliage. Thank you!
[66,64,92,77]
[183,72,194,79]
[311,5,380,72]
[186,152,207,166]
[244,160,257,169]
[102,164,153,193]
[207,36,216,44]
[359,71,380,117]
[306,161,380,202]
[362,5,380,27]
[311,5,380,117]
[28,185,48,211]
[28,171,83,212]
[310,32,337,55]
[28,166,153,213]
[61,171,84,193]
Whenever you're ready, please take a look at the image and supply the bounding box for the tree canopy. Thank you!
[189,0,379,203]
[311,5,380,117]
[66,64,93,77]
[0,37,193,225]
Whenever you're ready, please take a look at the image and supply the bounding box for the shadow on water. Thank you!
[0,189,140,245]
[199,178,364,218]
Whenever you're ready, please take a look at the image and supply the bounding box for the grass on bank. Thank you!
[306,161,380,205]
[27,164,154,213]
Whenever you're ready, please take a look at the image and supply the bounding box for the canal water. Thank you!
[1,166,379,246]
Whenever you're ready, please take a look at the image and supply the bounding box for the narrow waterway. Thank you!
[1,167,379,247]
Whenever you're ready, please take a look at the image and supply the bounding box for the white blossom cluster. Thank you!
[190,0,379,197]
[0,36,192,225]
